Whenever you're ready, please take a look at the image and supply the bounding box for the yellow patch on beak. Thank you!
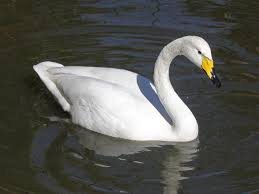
[201,56,214,79]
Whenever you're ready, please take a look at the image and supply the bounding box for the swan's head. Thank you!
[180,36,221,88]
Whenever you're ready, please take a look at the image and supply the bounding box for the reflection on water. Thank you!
[0,0,258,193]
[31,122,198,193]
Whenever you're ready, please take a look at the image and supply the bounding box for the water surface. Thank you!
[0,0,258,193]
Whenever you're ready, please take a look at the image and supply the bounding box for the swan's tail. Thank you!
[33,61,71,112]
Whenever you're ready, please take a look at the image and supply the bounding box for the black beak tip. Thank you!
[211,69,221,88]
[211,75,221,88]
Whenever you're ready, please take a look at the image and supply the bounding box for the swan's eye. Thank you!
[198,50,202,54]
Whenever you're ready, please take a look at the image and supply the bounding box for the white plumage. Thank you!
[34,36,216,142]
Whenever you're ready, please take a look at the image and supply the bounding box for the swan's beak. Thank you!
[201,57,221,88]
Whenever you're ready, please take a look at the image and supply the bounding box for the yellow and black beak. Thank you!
[201,56,221,88]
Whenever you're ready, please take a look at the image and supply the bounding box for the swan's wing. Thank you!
[53,74,165,139]
[34,62,171,129]
[33,62,136,112]
[48,65,171,119]
[34,62,173,140]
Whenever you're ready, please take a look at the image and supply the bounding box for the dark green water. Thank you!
[0,0,258,193]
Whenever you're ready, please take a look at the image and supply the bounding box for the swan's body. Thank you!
[34,36,221,142]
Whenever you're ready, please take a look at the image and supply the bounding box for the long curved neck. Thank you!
[154,39,198,141]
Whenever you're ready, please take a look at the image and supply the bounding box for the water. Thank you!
[0,0,258,193]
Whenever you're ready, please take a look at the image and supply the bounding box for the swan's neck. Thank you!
[154,39,198,141]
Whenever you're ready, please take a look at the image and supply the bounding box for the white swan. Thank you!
[33,36,221,142]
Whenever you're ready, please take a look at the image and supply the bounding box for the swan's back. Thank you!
[48,65,144,92]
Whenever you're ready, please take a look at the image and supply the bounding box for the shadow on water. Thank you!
[30,122,198,193]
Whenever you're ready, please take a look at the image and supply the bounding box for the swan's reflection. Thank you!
[161,141,198,194]
[77,127,199,194]
[31,123,198,193]
[77,127,177,157]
